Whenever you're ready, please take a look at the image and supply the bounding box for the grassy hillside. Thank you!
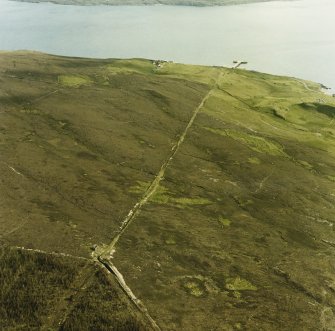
[1,51,335,330]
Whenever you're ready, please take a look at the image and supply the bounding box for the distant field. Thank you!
[1,51,335,330]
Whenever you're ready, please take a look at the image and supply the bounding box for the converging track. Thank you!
[97,68,228,330]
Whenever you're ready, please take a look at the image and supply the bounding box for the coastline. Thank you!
[0,49,330,93]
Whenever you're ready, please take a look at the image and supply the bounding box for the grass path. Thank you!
[97,68,226,330]
[294,78,316,92]
[98,257,161,330]
[100,69,225,258]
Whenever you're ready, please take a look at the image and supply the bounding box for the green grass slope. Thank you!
[1,51,335,330]
[0,52,208,257]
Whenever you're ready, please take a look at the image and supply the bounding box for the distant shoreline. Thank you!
[12,0,286,7]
